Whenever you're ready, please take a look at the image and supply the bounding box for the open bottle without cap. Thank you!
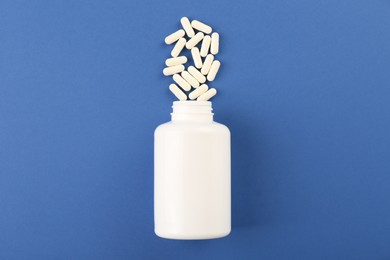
[154,101,231,240]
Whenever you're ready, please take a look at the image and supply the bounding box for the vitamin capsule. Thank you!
[191,47,202,69]
[201,54,214,75]
[207,60,221,81]
[188,66,206,84]
[200,35,211,57]
[173,74,191,91]
[197,88,217,101]
[186,32,204,49]
[171,38,186,57]
[181,17,195,38]
[169,83,187,101]
[210,32,219,55]
[163,65,185,76]
[191,20,212,34]
[165,29,185,45]
[189,84,209,100]
[181,71,199,88]
[165,56,187,67]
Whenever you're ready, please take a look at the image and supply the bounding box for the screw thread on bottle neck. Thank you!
[171,101,214,122]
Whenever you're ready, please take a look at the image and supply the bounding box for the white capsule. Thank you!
[171,38,186,57]
[181,71,199,88]
[163,65,185,76]
[188,66,206,84]
[210,32,219,55]
[165,56,187,67]
[207,60,221,81]
[189,84,209,100]
[191,20,212,34]
[197,88,217,101]
[169,84,187,101]
[180,17,195,38]
[173,74,191,91]
[201,54,214,75]
[186,32,204,49]
[165,29,185,45]
[200,35,211,57]
[191,47,202,69]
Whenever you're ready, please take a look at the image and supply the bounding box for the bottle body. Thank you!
[154,101,231,240]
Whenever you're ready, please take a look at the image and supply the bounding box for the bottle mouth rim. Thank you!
[173,101,211,106]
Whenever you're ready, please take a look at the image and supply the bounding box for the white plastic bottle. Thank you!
[154,101,231,240]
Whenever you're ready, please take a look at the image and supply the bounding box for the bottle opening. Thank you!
[171,101,214,122]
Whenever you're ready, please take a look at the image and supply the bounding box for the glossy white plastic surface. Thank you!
[154,101,231,240]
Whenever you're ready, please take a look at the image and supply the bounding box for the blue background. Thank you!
[1,0,390,259]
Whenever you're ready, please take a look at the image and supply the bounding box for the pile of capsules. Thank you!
[163,17,220,101]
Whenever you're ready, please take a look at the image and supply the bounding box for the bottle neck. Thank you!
[171,101,214,122]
